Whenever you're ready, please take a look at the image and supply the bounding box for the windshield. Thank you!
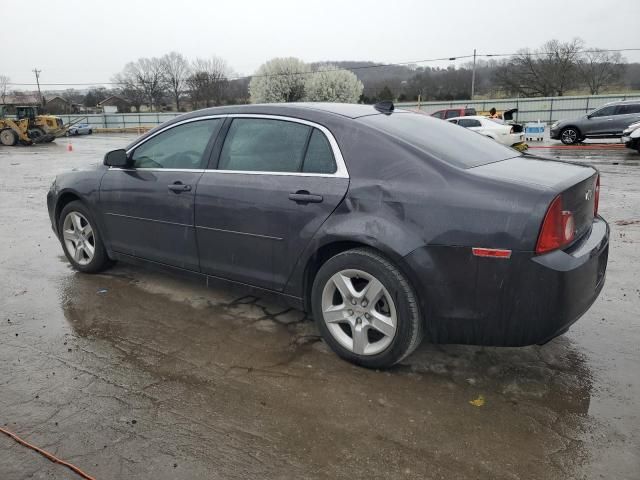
[359,112,520,168]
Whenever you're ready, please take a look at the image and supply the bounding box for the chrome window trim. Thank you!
[108,168,206,173]
[124,115,227,155]
[116,113,349,178]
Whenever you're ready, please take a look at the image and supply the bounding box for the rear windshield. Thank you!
[359,112,520,168]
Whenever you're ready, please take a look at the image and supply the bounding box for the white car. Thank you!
[622,120,640,153]
[448,116,525,147]
[66,123,93,136]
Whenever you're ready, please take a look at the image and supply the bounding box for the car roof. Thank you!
[603,99,640,106]
[127,102,415,150]
[191,102,410,120]
[447,115,486,121]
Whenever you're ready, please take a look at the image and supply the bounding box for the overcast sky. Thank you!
[3,0,639,88]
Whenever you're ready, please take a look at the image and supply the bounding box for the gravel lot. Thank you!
[1,134,639,479]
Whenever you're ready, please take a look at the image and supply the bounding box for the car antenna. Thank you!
[374,101,394,114]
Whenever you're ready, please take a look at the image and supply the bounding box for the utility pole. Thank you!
[33,68,44,107]
[470,49,477,100]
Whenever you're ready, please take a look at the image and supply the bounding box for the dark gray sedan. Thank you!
[47,103,609,368]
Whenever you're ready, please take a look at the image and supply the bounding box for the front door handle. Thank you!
[288,190,323,204]
[168,182,192,193]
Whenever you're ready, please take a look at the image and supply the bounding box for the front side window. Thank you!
[445,110,460,119]
[219,118,327,173]
[131,119,222,169]
[590,105,616,118]
[431,111,444,119]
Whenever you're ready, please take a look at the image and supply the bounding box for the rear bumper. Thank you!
[403,217,609,346]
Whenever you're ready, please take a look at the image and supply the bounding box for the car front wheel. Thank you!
[560,127,580,145]
[58,201,112,273]
[311,248,423,368]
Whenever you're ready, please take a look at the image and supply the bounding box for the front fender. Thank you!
[49,168,108,247]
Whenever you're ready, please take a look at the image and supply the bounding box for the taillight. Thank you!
[594,175,600,216]
[536,195,575,254]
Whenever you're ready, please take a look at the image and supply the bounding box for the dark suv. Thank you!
[550,100,640,145]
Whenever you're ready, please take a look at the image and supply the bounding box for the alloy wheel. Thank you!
[62,211,96,265]
[321,269,397,356]
[561,128,578,144]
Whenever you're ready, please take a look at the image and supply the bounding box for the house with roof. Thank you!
[97,95,132,113]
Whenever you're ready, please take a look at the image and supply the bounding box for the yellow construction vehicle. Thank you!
[0,106,65,146]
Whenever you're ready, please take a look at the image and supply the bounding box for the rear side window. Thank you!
[616,103,640,114]
[464,108,477,116]
[445,110,460,119]
[458,118,482,128]
[218,118,310,172]
[359,112,520,169]
[302,129,336,174]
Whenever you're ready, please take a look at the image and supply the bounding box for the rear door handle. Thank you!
[168,182,192,193]
[288,190,323,204]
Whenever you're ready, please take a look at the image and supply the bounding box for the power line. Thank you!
[6,47,640,87]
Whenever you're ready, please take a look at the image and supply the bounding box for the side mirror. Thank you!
[103,149,129,167]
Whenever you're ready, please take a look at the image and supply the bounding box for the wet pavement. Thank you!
[1,135,639,479]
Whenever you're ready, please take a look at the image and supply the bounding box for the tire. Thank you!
[57,201,112,273]
[28,127,46,142]
[88,129,93,135]
[0,129,18,146]
[311,248,423,368]
[560,127,580,145]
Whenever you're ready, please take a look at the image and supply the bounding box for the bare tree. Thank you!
[578,49,625,95]
[494,39,584,97]
[186,57,231,109]
[112,72,146,112]
[161,52,190,111]
[114,57,166,111]
[0,75,9,104]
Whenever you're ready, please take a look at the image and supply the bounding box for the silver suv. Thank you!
[550,100,640,145]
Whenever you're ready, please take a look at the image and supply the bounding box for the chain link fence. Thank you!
[56,93,640,129]
[397,93,640,124]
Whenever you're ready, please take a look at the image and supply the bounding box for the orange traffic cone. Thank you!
[67,143,73,152]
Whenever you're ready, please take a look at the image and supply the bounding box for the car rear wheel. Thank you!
[311,248,423,368]
[58,201,112,273]
[560,127,580,145]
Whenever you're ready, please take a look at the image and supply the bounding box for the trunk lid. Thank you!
[470,156,598,247]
